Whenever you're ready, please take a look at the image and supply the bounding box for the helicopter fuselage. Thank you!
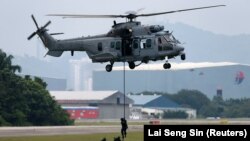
[29,18,186,72]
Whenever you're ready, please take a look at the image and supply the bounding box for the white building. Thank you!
[69,58,93,91]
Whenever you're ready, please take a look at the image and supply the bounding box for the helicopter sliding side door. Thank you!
[132,39,140,56]
[138,37,155,58]
[121,38,133,56]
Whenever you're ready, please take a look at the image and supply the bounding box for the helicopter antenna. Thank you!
[113,20,117,26]
[47,5,225,22]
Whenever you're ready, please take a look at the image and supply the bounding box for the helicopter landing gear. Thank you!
[106,62,114,72]
[163,57,171,69]
[106,64,112,72]
[128,62,135,69]
[163,62,171,69]
[181,54,186,60]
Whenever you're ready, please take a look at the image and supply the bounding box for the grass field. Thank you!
[0,132,143,141]
[74,121,149,126]
[73,119,233,126]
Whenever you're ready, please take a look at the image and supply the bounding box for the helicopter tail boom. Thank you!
[37,31,63,57]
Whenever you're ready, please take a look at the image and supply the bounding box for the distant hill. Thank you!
[160,22,250,64]
[13,55,70,79]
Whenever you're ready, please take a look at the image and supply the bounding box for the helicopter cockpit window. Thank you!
[98,42,102,51]
[164,35,172,42]
[158,37,163,51]
[116,41,121,50]
[169,35,175,41]
[110,42,115,48]
[146,39,152,48]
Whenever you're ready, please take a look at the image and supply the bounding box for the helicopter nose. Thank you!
[176,45,184,52]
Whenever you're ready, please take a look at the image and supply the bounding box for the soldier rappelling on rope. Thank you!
[121,118,128,139]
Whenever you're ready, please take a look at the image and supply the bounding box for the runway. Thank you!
[0,125,143,137]
[1,119,250,137]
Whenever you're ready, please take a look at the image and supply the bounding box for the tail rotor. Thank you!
[27,14,51,40]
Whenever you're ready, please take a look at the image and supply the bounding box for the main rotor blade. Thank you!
[137,5,225,17]
[31,15,39,29]
[47,14,126,18]
[47,5,225,19]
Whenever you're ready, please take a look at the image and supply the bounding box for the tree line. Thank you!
[136,90,250,118]
[0,49,73,126]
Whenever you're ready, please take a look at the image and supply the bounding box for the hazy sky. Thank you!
[1,0,249,56]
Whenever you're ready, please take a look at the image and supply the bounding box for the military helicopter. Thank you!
[28,5,225,72]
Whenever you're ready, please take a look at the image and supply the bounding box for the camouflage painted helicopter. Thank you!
[28,5,225,72]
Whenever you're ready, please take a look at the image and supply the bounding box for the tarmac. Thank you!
[0,125,143,137]
[1,119,250,137]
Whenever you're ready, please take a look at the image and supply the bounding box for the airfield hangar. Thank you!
[93,62,250,99]
[128,94,196,119]
[50,91,133,119]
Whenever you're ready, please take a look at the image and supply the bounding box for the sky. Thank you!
[0,0,250,56]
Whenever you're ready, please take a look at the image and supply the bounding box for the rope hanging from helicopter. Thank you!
[121,60,128,141]
[120,41,128,141]
[123,61,126,119]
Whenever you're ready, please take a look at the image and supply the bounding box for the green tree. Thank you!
[0,49,21,73]
[212,95,223,105]
[0,49,73,126]
[163,111,188,119]
[222,99,250,118]
[171,89,211,114]
[199,103,223,117]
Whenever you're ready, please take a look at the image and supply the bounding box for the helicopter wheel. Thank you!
[163,63,171,69]
[128,62,135,69]
[181,54,186,60]
[106,64,113,72]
